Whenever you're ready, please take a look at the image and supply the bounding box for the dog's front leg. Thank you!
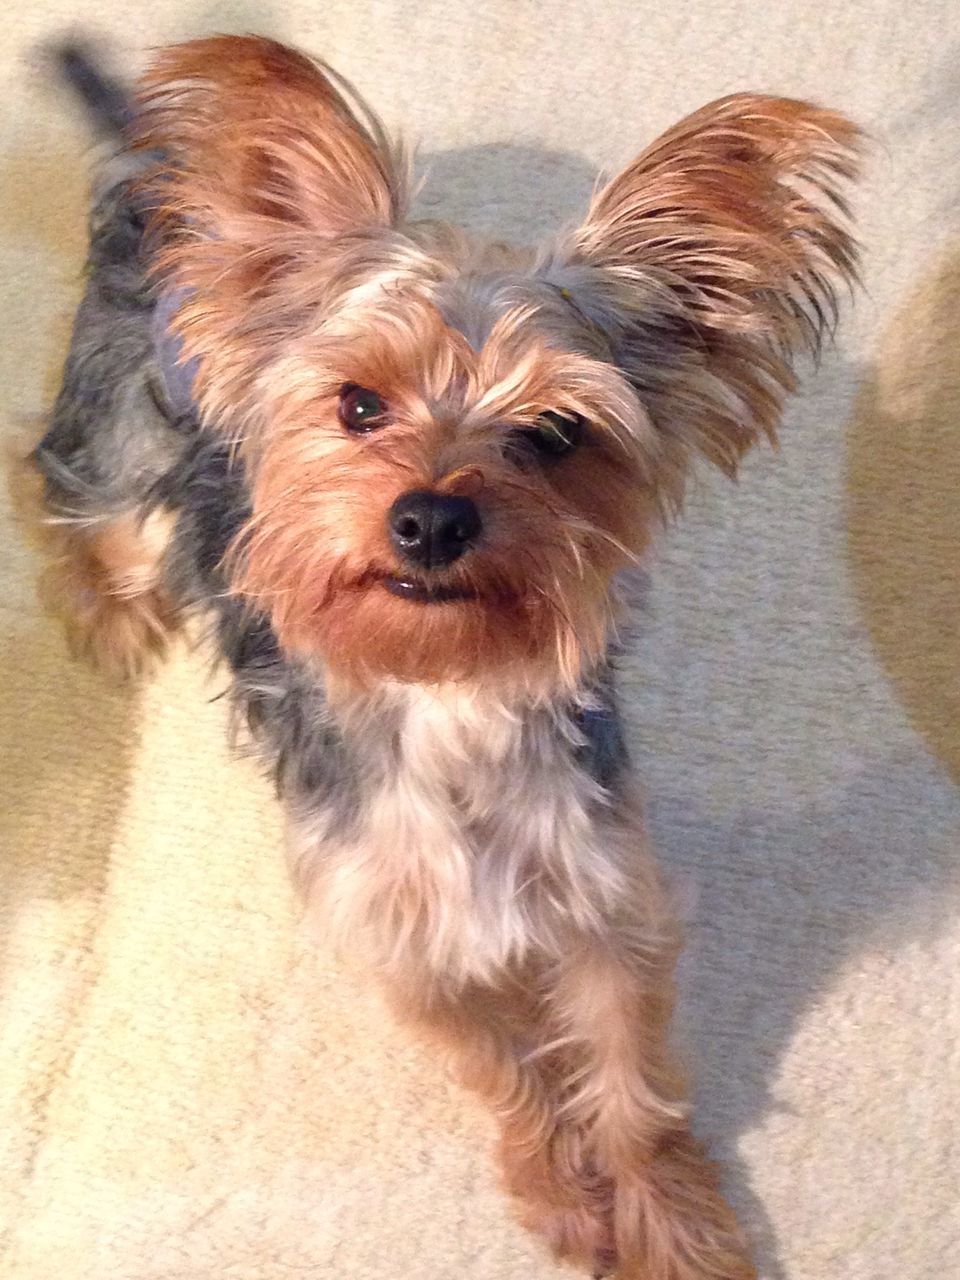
[536,935,756,1279]
[389,973,619,1269]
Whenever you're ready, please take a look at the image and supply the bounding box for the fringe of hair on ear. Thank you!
[542,94,861,493]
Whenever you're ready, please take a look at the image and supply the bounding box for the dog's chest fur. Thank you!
[285,683,630,987]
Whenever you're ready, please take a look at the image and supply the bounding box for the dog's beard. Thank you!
[235,526,618,693]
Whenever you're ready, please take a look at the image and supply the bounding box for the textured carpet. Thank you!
[2,3,959,1278]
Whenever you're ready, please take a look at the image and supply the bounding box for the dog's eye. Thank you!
[523,411,584,459]
[339,383,389,433]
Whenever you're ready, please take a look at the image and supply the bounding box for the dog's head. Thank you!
[138,36,859,695]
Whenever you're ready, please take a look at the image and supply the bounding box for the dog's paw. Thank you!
[516,1195,616,1276]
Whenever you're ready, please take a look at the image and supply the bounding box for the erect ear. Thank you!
[134,36,407,414]
[543,94,861,487]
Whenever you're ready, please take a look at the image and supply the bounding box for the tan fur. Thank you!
[19,454,178,678]
[44,512,176,679]
[36,36,863,1278]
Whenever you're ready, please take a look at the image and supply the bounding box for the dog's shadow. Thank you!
[414,144,598,243]
[622,267,960,1278]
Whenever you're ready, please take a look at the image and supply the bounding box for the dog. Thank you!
[28,35,860,1279]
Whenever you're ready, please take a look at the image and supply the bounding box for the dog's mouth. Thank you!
[381,575,478,604]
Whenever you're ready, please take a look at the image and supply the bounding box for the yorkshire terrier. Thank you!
[29,35,860,1279]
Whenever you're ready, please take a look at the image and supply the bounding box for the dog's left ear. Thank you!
[135,36,407,418]
[541,94,861,486]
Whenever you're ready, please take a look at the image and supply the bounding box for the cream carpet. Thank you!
[2,3,959,1278]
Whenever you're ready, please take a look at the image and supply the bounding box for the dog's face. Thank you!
[139,36,858,694]
[217,247,658,691]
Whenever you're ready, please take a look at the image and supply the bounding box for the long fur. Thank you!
[29,35,862,1279]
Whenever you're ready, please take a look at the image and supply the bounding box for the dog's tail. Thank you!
[50,40,135,139]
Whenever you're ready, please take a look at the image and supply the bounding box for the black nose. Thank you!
[388,490,482,569]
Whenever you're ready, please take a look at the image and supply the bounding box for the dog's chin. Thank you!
[381,575,478,605]
[296,569,576,692]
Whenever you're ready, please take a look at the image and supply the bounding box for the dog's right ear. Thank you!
[135,36,407,417]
